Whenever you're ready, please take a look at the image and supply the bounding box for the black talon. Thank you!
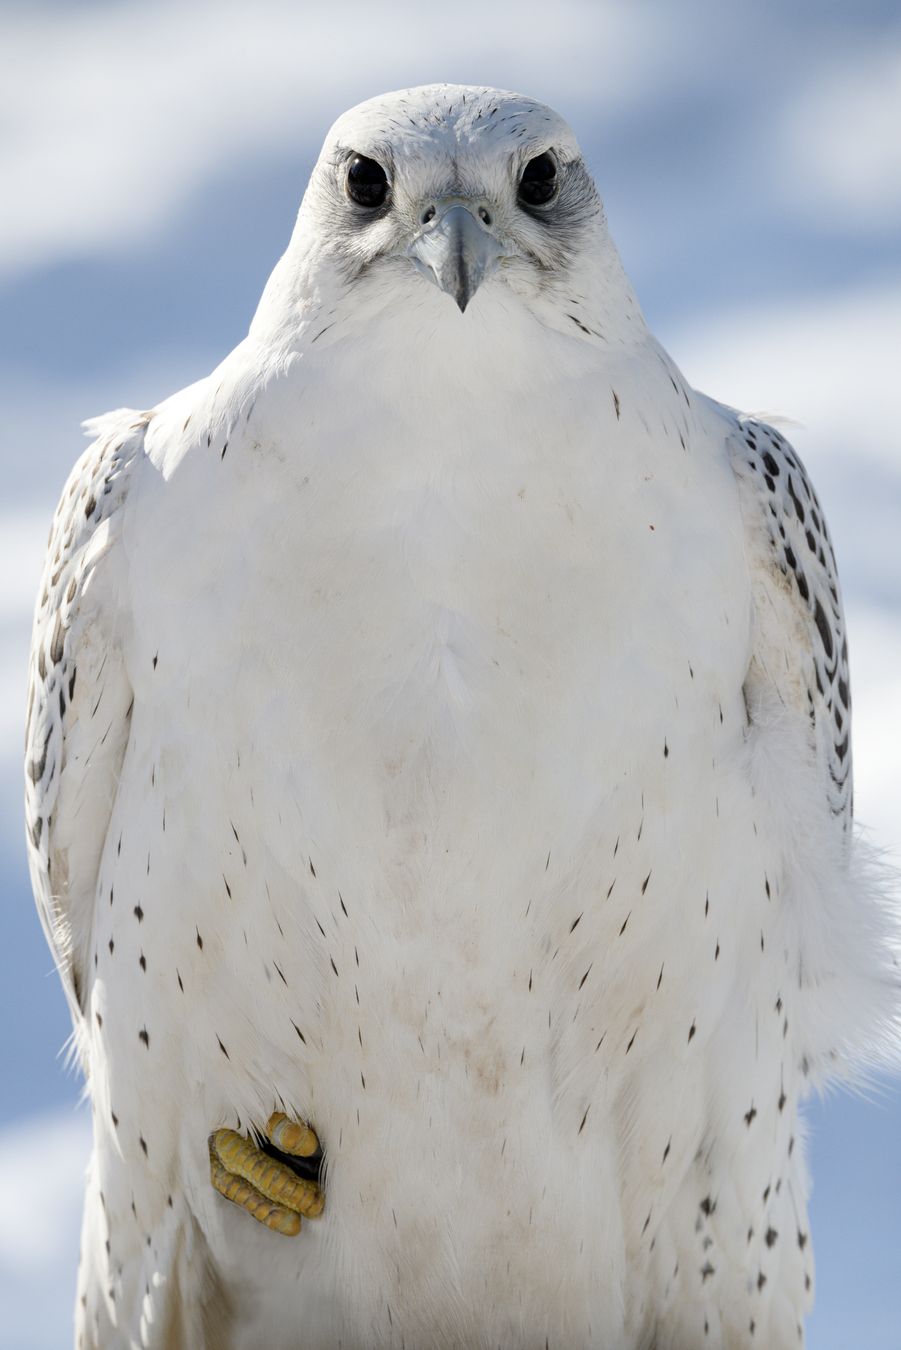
[253,1125,323,1184]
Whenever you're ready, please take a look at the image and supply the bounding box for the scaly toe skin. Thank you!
[266,1110,320,1157]
[208,1124,325,1235]
[209,1146,302,1236]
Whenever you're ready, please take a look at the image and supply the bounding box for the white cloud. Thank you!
[0,0,674,277]
[778,43,901,230]
[0,513,49,627]
[0,1105,90,1350]
[667,280,901,475]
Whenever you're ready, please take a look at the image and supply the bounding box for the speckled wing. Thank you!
[727,411,852,829]
[24,411,147,1035]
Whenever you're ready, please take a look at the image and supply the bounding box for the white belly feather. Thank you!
[84,314,809,1348]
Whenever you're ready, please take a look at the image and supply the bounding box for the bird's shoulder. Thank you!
[707,397,852,825]
[25,409,149,1027]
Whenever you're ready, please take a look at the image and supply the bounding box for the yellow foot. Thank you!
[209,1111,324,1237]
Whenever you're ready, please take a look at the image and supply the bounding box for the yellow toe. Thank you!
[266,1111,320,1158]
[210,1127,324,1221]
[209,1143,302,1236]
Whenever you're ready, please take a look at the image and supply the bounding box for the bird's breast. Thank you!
[116,355,771,1338]
[133,350,753,909]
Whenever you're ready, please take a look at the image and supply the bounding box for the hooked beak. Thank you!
[407,203,505,312]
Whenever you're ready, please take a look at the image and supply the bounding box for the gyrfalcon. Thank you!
[25,84,900,1349]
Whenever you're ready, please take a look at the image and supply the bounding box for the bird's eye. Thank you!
[346,155,389,209]
[518,152,558,207]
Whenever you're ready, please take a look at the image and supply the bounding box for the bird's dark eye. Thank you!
[518,152,558,207]
[346,155,389,209]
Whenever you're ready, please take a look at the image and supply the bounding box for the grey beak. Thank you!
[407,204,504,312]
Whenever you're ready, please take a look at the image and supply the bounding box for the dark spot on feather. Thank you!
[50,614,65,665]
[787,477,805,522]
[813,599,833,659]
[28,731,50,784]
[138,1027,149,1048]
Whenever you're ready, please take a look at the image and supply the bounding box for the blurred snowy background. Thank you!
[1,1,900,1346]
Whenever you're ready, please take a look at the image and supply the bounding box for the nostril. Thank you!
[478,207,492,226]
[421,206,436,224]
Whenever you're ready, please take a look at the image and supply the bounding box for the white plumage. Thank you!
[25,85,900,1349]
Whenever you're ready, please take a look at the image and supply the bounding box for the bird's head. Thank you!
[274,85,631,333]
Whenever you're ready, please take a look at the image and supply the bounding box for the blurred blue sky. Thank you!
[1,2,900,1346]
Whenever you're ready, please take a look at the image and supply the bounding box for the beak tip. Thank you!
[409,203,501,315]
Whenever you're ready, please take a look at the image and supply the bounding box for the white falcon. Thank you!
[25,85,900,1349]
